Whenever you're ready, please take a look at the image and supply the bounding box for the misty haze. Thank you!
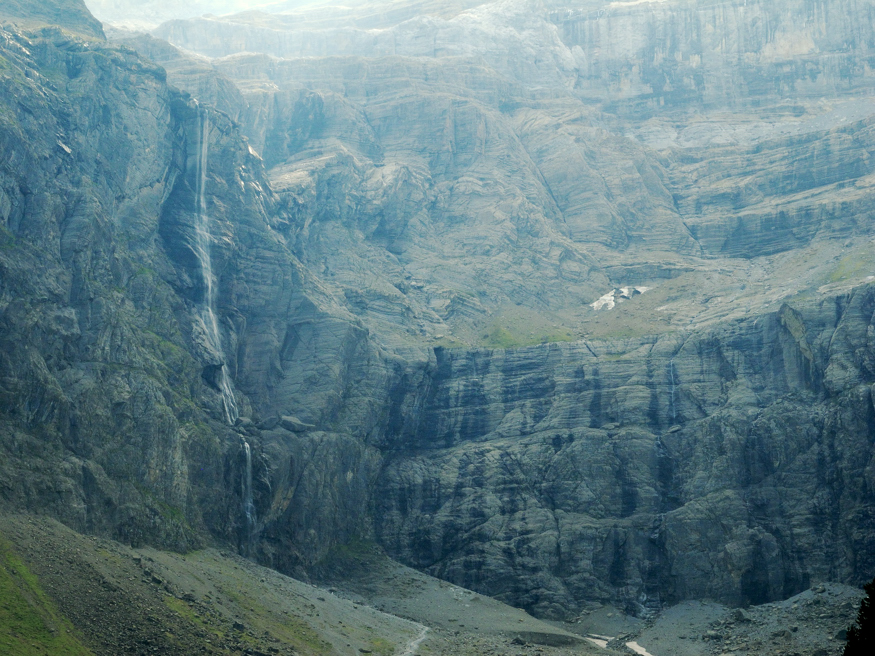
[1,1,875,655]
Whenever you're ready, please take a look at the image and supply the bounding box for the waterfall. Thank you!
[668,358,677,421]
[242,439,256,552]
[193,108,238,425]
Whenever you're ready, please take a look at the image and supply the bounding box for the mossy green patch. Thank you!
[162,596,221,640]
[479,324,577,349]
[0,226,16,250]
[132,484,192,531]
[0,104,17,129]
[0,537,93,656]
[133,266,156,278]
[316,536,381,573]
[481,326,518,348]
[368,636,395,655]
[329,536,376,559]
[38,64,67,88]
[829,252,875,283]
[212,580,332,654]
[144,330,187,360]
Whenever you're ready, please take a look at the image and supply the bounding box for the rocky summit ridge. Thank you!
[1,0,874,639]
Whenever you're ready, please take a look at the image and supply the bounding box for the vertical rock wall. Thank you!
[551,0,875,115]
[3,0,875,622]
[375,290,875,616]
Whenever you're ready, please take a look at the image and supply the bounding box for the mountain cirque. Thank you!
[1,0,874,648]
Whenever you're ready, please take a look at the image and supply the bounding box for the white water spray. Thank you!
[194,108,238,425]
[242,439,255,544]
[668,358,676,421]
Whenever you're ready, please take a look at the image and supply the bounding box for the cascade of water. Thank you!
[668,358,676,421]
[194,108,238,425]
[242,439,256,551]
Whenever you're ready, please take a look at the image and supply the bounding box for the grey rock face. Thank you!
[0,12,378,563]
[1,0,105,39]
[142,0,875,616]
[143,0,875,351]
[0,23,202,549]
[3,0,875,623]
[551,0,875,114]
[374,292,875,616]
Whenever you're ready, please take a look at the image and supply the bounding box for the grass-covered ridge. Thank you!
[0,536,93,656]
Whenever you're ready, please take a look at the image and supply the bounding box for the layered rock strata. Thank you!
[375,292,875,616]
[1,0,874,621]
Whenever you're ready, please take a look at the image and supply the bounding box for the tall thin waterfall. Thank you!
[668,358,677,421]
[242,439,256,552]
[194,108,239,425]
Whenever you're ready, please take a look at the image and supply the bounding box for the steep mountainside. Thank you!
[1,0,104,37]
[140,0,875,350]
[0,0,387,565]
[2,0,875,628]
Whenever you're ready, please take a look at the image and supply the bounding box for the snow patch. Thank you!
[582,634,658,655]
[590,291,616,311]
[590,286,651,311]
[626,641,657,656]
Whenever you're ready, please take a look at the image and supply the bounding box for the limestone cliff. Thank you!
[2,0,875,622]
[1,0,105,38]
[375,293,875,616]
[0,2,377,561]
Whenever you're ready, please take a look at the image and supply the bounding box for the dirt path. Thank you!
[400,626,430,656]
[1,512,618,655]
[560,593,860,656]
[11,511,856,656]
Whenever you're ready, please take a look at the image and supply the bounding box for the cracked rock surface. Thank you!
[1,0,875,634]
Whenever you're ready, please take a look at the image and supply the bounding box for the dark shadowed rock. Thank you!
[279,416,315,433]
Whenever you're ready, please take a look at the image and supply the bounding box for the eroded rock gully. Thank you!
[1,0,874,625]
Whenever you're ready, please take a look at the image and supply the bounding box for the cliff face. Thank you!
[134,0,875,616]
[2,0,875,621]
[0,9,385,564]
[375,294,875,616]
[0,21,207,549]
[550,0,875,113]
[1,0,105,38]
[142,0,875,346]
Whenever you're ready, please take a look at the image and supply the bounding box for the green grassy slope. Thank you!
[0,537,93,656]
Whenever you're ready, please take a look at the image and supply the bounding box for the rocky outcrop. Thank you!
[1,21,205,549]
[3,0,875,624]
[374,290,875,616]
[0,0,104,39]
[139,0,875,350]
[140,0,875,617]
[0,12,386,564]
